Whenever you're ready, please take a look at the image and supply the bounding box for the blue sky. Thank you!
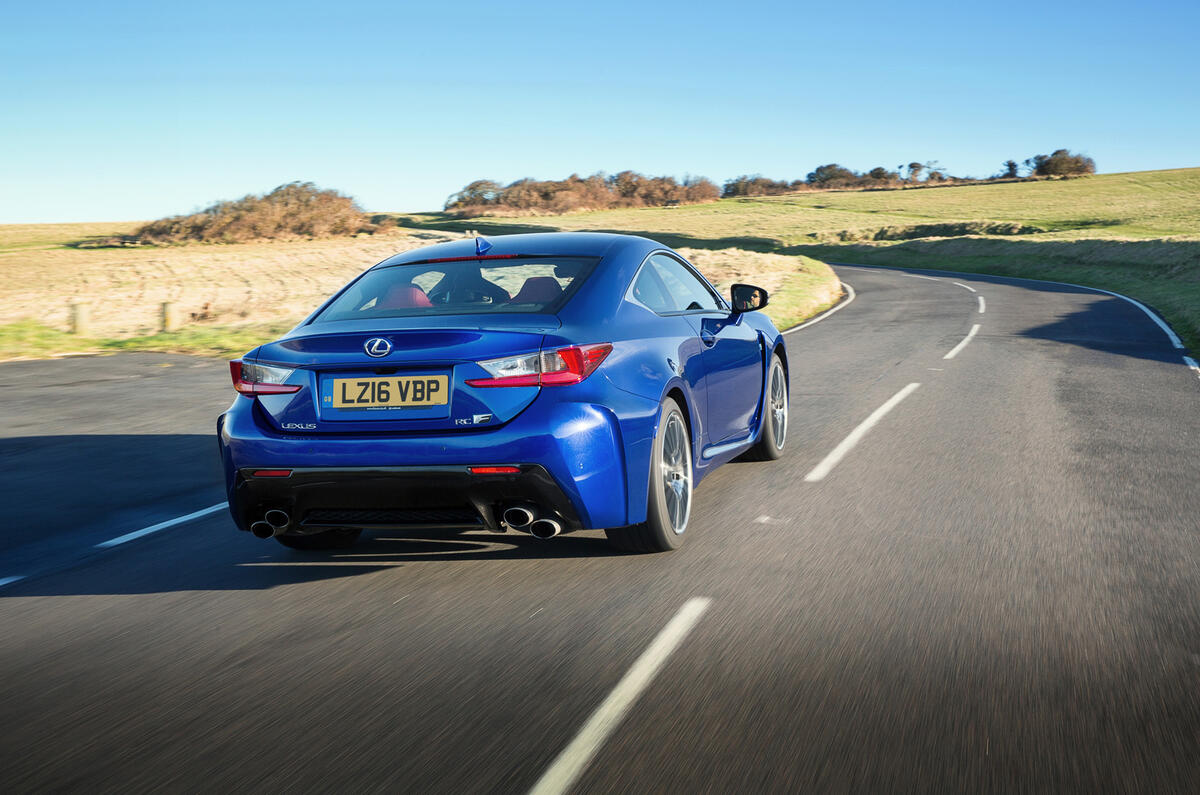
[3,0,1197,223]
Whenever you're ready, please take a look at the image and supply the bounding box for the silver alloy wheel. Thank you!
[770,359,787,449]
[660,412,692,535]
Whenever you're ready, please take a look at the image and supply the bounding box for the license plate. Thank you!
[330,375,449,408]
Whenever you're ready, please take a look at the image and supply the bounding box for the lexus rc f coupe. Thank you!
[217,232,789,552]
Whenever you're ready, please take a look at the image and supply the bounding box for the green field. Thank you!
[402,168,1200,350]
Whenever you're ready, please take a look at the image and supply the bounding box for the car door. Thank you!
[647,254,763,445]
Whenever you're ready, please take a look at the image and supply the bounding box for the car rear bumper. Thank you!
[228,465,584,535]
[217,389,660,533]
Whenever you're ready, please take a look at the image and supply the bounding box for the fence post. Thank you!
[69,302,91,336]
[161,302,180,332]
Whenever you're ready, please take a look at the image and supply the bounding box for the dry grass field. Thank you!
[0,229,458,339]
[0,224,840,358]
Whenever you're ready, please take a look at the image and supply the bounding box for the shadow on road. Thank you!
[3,530,625,597]
[0,434,222,553]
[1017,295,1190,364]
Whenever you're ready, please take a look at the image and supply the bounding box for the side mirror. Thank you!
[730,283,769,313]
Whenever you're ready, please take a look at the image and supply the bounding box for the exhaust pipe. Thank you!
[250,521,274,539]
[502,505,536,529]
[528,518,562,540]
[264,509,291,537]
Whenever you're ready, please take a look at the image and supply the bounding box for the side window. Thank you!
[649,255,721,312]
[631,263,674,314]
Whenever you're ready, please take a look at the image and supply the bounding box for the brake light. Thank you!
[418,254,521,264]
[230,360,303,397]
[465,343,613,388]
[468,466,521,474]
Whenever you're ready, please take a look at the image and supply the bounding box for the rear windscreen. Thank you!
[313,256,600,322]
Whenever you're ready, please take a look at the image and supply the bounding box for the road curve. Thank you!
[2,264,1199,793]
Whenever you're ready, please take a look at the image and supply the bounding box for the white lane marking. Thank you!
[95,503,226,549]
[978,296,986,314]
[804,383,921,483]
[906,273,940,281]
[783,281,856,334]
[528,597,712,795]
[1185,356,1200,383]
[952,281,977,293]
[943,324,981,360]
[0,575,27,590]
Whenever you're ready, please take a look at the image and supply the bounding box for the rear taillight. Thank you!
[465,343,613,388]
[230,360,302,397]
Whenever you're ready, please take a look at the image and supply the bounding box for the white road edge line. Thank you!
[783,280,856,334]
[952,281,977,293]
[977,296,986,314]
[0,575,27,590]
[943,324,981,360]
[528,597,712,795]
[1185,356,1200,383]
[95,503,226,549]
[907,273,940,281]
[804,383,921,483]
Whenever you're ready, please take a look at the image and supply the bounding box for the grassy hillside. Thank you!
[0,222,141,253]
[403,168,1200,245]
[403,168,1200,349]
[5,167,1196,358]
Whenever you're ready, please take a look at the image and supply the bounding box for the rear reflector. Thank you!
[252,469,293,478]
[468,466,521,475]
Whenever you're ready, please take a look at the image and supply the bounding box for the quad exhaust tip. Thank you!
[528,518,562,540]
[502,506,536,529]
[251,509,292,538]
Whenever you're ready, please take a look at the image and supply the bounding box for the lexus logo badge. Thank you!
[364,337,392,358]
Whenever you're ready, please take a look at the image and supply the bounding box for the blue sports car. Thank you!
[217,232,789,552]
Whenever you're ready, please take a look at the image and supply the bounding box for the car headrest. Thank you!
[508,276,562,305]
[378,284,432,309]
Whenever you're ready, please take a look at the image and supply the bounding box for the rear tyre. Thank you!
[742,353,787,462]
[606,397,691,553]
[275,528,362,550]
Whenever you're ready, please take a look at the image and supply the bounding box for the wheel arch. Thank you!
[662,381,698,455]
[772,339,789,395]
[749,335,788,444]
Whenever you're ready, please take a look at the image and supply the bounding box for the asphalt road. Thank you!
[2,264,1199,793]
